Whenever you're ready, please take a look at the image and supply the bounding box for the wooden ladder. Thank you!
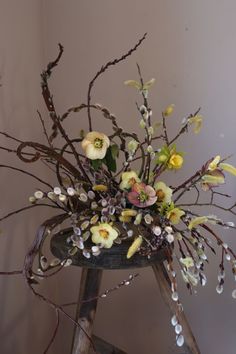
[70,263,200,354]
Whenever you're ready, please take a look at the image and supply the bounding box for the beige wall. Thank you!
[0,1,236,353]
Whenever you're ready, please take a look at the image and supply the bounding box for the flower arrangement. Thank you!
[1,34,236,352]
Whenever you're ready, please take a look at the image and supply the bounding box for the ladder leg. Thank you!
[71,268,103,354]
[152,262,201,354]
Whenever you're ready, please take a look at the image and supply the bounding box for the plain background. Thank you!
[0,1,236,353]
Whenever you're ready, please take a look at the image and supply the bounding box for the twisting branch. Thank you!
[87,33,147,131]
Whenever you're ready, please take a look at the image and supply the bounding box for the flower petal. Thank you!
[124,80,142,90]
[127,236,143,259]
[188,216,209,230]
[219,162,236,176]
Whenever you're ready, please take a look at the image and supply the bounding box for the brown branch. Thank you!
[43,310,60,354]
[168,107,201,146]
[0,203,62,223]
[87,33,147,131]
[37,110,52,147]
[0,164,53,189]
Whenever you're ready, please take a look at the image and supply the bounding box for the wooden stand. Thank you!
[51,229,201,354]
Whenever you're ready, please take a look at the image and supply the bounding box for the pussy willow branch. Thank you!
[41,45,91,184]
[0,130,23,143]
[179,201,236,216]
[87,32,147,131]
[60,274,139,309]
[168,107,201,146]
[173,172,203,203]
[162,112,169,145]
[0,270,22,275]
[200,224,236,259]
[0,203,63,223]
[136,63,152,183]
[36,110,52,148]
[0,164,53,189]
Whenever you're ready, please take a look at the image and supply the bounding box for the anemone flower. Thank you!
[128,183,157,208]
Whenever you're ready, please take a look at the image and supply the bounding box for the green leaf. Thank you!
[111,144,119,159]
[104,147,117,172]
[91,159,103,171]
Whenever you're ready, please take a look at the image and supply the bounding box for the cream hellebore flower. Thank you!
[120,171,140,190]
[166,207,185,225]
[81,131,110,160]
[154,181,172,204]
[91,223,118,248]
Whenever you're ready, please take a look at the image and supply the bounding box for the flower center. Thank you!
[99,229,109,239]
[156,189,165,201]
[94,138,103,149]
[139,190,148,203]
[128,177,137,186]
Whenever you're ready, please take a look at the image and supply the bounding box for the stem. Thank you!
[87,33,147,131]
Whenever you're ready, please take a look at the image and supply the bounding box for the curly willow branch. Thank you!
[87,32,147,131]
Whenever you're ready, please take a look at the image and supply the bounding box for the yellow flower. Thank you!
[154,181,172,204]
[92,184,108,192]
[168,154,184,170]
[120,171,140,190]
[188,216,209,230]
[208,155,221,171]
[219,162,236,176]
[81,131,110,160]
[163,104,175,117]
[91,223,118,248]
[167,208,185,224]
[188,114,203,134]
[127,236,143,259]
